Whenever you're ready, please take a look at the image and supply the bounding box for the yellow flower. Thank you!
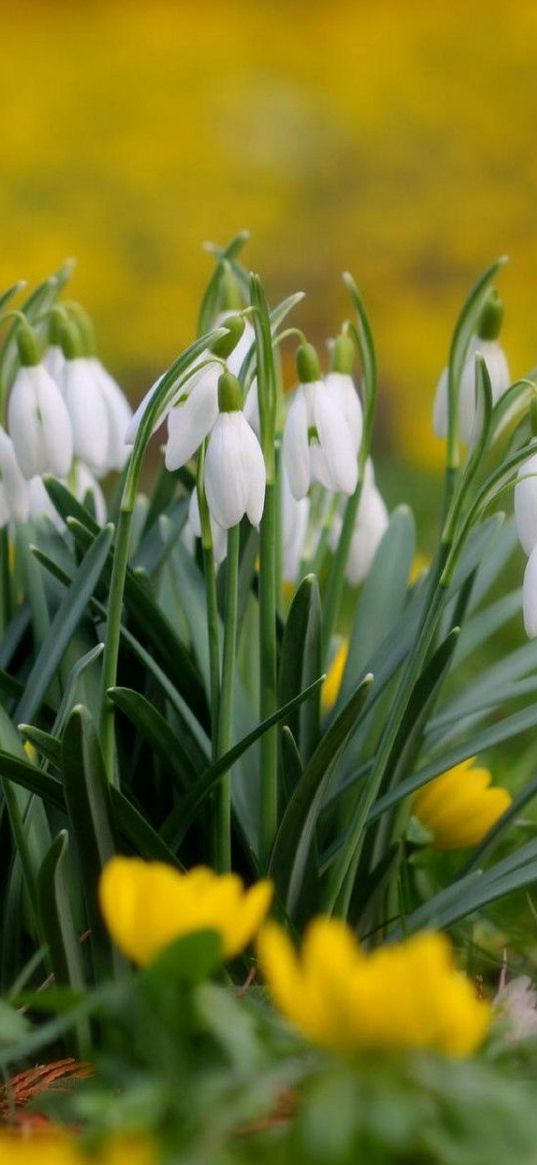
[412,758,512,850]
[322,639,348,712]
[0,1132,156,1165]
[99,857,273,966]
[258,918,491,1057]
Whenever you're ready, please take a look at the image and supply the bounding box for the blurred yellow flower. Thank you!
[99,857,272,965]
[0,1132,156,1165]
[322,639,348,712]
[412,758,512,850]
[258,918,491,1057]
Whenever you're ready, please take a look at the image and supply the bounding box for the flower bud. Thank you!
[217,370,243,412]
[477,289,504,341]
[296,342,321,384]
[16,322,41,368]
[211,313,245,359]
[331,332,355,375]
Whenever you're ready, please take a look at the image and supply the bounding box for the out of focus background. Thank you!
[1,0,537,475]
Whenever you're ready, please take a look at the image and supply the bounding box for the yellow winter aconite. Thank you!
[258,919,491,1057]
[0,1132,156,1165]
[99,857,273,965]
[412,758,512,850]
[322,639,348,712]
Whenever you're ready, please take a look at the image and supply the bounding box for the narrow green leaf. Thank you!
[37,830,88,1055]
[16,524,114,725]
[107,687,198,789]
[278,574,322,761]
[18,725,62,769]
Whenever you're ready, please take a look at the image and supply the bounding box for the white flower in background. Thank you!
[63,353,110,476]
[433,291,510,445]
[71,460,107,525]
[187,486,227,564]
[43,344,66,385]
[515,451,537,556]
[27,475,65,530]
[87,358,133,471]
[0,428,30,526]
[8,324,73,480]
[283,343,359,501]
[204,372,266,529]
[495,973,537,1044]
[329,461,389,586]
[522,544,537,638]
[282,466,310,582]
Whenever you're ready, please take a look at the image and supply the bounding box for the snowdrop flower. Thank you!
[126,312,249,453]
[282,465,310,582]
[433,291,510,445]
[329,461,389,585]
[523,544,537,638]
[324,331,363,451]
[60,322,111,477]
[204,372,266,529]
[495,973,537,1044]
[27,475,65,530]
[187,485,227,564]
[88,358,133,471]
[0,428,29,526]
[8,323,73,480]
[515,451,537,556]
[283,343,359,502]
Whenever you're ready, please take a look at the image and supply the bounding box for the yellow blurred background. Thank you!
[1,0,537,468]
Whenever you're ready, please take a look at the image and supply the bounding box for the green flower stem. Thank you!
[213,523,240,872]
[0,527,11,634]
[321,477,364,659]
[259,481,279,868]
[203,543,221,761]
[99,506,133,786]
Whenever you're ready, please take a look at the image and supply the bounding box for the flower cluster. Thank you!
[0,308,132,530]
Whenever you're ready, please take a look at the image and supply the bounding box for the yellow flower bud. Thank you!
[412,758,512,850]
[258,918,491,1057]
[322,639,348,713]
[99,857,272,966]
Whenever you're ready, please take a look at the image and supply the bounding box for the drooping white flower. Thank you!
[283,343,359,502]
[126,312,250,453]
[187,486,227,564]
[495,974,537,1044]
[8,336,73,480]
[523,543,537,638]
[27,475,65,530]
[433,292,510,445]
[329,461,389,586]
[0,428,30,526]
[204,372,266,529]
[87,358,133,471]
[515,452,537,556]
[324,371,363,450]
[282,466,310,582]
[165,363,221,471]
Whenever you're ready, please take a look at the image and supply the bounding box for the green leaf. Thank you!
[269,675,374,918]
[278,574,322,762]
[339,506,415,705]
[142,929,222,988]
[195,982,265,1073]
[161,674,325,850]
[16,523,114,725]
[0,999,29,1046]
[108,687,199,790]
[62,705,120,981]
[37,830,88,1055]
[18,725,62,768]
[281,725,304,801]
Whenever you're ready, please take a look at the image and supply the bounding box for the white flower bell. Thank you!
[71,460,107,525]
[0,427,30,526]
[8,323,73,480]
[204,372,266,529]
[433,291,510,445]
[523,544,537,638]
[329,460,389,586]
[282,465,310,582]
[27,475,65,530]
[515,452,537,556]
[324,331,363,451]
[283,343,359,502]
[88,358,133,472]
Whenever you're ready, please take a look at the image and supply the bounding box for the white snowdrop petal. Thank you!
[243,379,260,437]
[283,389,310,500]
[282,466,310,582]
[433,368,449,439]
[312,384,358,496]
[205,413,248,528]
[515,453,537,556]
[165,368,219,471]
[212,522,228,564]
[8,365,73,479]
[0,428,30,524]
[42,345,66,385]
[188,487,202,536]
[63,357,108,474]
[238,415,266,526]
[523,544,537,638]
[72,461,107,525]
[324,372,363,450]
[27,476,65,530]
[125,377,164,445]
[90,359,133,470]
